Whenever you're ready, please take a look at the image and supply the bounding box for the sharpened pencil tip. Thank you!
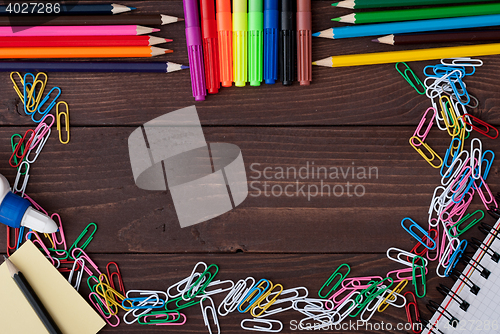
[165,49,174,54]
[153,28,161,32]
[129,7,136,10]
[312,32,320,37]
[331,2,339,6]
[312,62,317,66]
[181,65,190,69]
[371,39,379,43]
[178,18,184,21]
[331,17,341,22]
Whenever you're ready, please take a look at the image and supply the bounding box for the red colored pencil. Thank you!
[0,35,171,48]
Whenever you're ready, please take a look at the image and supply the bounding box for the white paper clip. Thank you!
[386,247,429,268]
[241,319,283,332]
[201,296,220,334]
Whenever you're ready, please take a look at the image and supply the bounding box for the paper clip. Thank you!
[201,296,220,334]
[25,73,48,114]
[444,240,467,277]
[56,101,70,144]
[241,319,283,332]
[387,247,429,268]
[475,176,498,210]
[439,96,460,137]
[68,258,85,291]
[238,279,271,313]
[26,231,55,265]
[470,138,482,179]
[218,277,255,316]
[26,127,50,165]
[377,279,408,313]
[50,213,66,256]
[71,247,103,280]
[181,262,207,298]
[13,161,30,197]
[202,279,235,297]
[69,222,97,259]
[32,86,61,123]
[441,57,483,69]
[395,62,425,95]
[460,114,499,139]
[138,312,187,326]
[165,295,205,311]
[6,226,19,256]
[448,210,484,238]
[250,282,284,317]
[318,263,350,299]
[89,292,120,327]
[123,295,161,324]
[22,73,36,115]
[9,129,34,168]
[106,262,125,300]
[10,72,25,100]
[183,264,219,300]
[404,291,422,334]
[10,134,27,175]
[401,218,436,250]
[409,136,443,169]
[354,277,393,314]
[411,256,426,298]
[411,107,437,147]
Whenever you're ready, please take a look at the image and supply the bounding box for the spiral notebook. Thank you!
[423,218,500,334]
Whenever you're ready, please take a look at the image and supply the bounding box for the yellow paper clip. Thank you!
[377,279,408,313]
[409,136,443,169]
[439,96,460,137]
[10,72,25,100]
[26,73,48,113]
[96,274,133,314]
[250,283,284,317]
[56,101,70,144]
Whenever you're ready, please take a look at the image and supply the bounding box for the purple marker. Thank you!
[183,0,207,101]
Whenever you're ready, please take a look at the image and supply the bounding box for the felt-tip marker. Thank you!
[216,0,233,87]
[201,0,220,94]
[249,0,263,86]
[233,0,248,87]
[279,0,295,86]
[297,0,311,85]
[264,0,279,84]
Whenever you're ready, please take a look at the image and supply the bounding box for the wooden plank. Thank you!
[0,126,496,253]
[53,253,452,333]
[0,2,499,126]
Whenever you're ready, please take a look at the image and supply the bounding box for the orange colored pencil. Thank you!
[0,46,171,58]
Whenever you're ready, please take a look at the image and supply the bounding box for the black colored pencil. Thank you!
[0,3,134,15]
[0,14,183,26]
[374,30,500,45]
[3,256,62,334]
[0,61,189,73]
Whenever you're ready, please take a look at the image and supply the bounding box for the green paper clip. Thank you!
[412,256,426,298]
[69,222,97,259]
[449,210,484,238]
[396,62,425,95]
[318,263,350,299]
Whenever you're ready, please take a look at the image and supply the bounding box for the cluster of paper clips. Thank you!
[10,71,70,144]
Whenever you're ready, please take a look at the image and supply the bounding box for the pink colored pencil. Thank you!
[0,25,159,37]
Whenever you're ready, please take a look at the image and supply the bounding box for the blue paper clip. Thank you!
[122,296,166,310]
[445,240,467,277]
[32,86,61,123]
[401,218,436,250]
[474,150,495,189]
[441,138,461,177]
[238,279,270,313]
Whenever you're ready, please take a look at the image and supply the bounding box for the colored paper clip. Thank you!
[218,277,255,316]
[460,114,499,139]
[411,107,436,147]
[404,291,422,334]
[50,213,66,256]
[68,258,85,291]
[441,149,467,186]
[409,136,443,169]
[10,71,25,100]
[395,62,425,95]
[180,262,207,298]
[201,297,220,334]
[22,73,36,115]
[26,230,55,265]
[250,282,284,317]
[32,86,61,122]
[439,96,460,137]
[58,259,77,273]
[411,256,426,298]
[56,101,70,144]
[352,278,393,317]
[377,279,408,313]
[25,127,50,164]
[387,247,429,268]
[401,217,436,250]
[106,262,125,300]
[123,295,162,325]
[238,279,271,313]
[96,274,132,314]
[7,226,19,256]
[474,176,498,210]
[426,227,440,262]
[386,266,427,283]
[89,292,120,327]
[448,210,484,238]
[13,161,29,197]
[138,312,187,326]
[10,134,27,175]
[69,222,97,259]
[318,263,350,299]
[241,319,283,332]
[9,129,34,168]
[71,247,102,281]
[165,295,205,311]
[25,73,48,114]
[444,240,467,277]
[183,263,219,300]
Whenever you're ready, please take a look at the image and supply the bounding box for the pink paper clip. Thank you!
[411,107,437,147]
[23,193,48,215]
[475,176,498,210]
[142,313,187,326]
[50,213,67,256]
[460,114,499,139]
[26,231,55,265]
[89,292,120,327]
[342,276,382,289]
[71,247,103,279]
[327,286,358,310]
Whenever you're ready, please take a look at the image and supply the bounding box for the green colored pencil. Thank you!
[332,0,498,10]
[333,3,500,24]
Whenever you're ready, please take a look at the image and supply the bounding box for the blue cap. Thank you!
[0,192,31,228]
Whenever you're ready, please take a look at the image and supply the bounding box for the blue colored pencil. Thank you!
[313,13,500,39]
[0,61,188,73]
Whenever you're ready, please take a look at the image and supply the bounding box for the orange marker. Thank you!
[216,0,233,87]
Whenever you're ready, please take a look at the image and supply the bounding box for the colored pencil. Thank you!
[313,43,500,68]
[0,14,182,26]
[0,3,134,15]
[0,61,188,72]
[333,3,500,24]
[0,35,170,47]
[0,46,171,58]
[0,25,158,37]
[314,14,500,40]
[4,256,62,334]
[332,0,497,10]
[375,30,500,45]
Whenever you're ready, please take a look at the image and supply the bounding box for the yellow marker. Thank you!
[56,101,70,144]
[233,0,248,86]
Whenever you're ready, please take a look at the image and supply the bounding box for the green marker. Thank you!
[248,0,263,86]
[233,0,248,87]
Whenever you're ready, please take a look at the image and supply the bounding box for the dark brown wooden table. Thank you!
[1,1,499,333]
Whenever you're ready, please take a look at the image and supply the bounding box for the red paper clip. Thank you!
[106,262,125,301]
[404,291,422,334]
[460,114,499,139]
[58,259,80,273]
[6,226,19,256]
[9,129,34,168]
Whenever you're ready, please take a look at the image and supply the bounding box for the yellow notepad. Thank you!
[0,240,105,334]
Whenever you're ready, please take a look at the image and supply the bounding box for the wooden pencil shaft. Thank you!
[0,14,172,26]
[393,30,500,45]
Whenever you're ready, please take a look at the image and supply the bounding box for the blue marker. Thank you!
[263,0,278,84]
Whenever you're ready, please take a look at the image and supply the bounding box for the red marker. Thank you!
[201,0,220,94]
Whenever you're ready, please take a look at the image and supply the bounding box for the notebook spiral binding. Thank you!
[424,212,500,334]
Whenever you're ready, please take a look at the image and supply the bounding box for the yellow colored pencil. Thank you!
[313,43,500,68]
[0,46,171,58]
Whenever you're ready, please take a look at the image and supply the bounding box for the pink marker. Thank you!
[0,25,158,37]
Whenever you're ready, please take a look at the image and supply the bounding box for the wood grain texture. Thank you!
[0,126,496,253]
